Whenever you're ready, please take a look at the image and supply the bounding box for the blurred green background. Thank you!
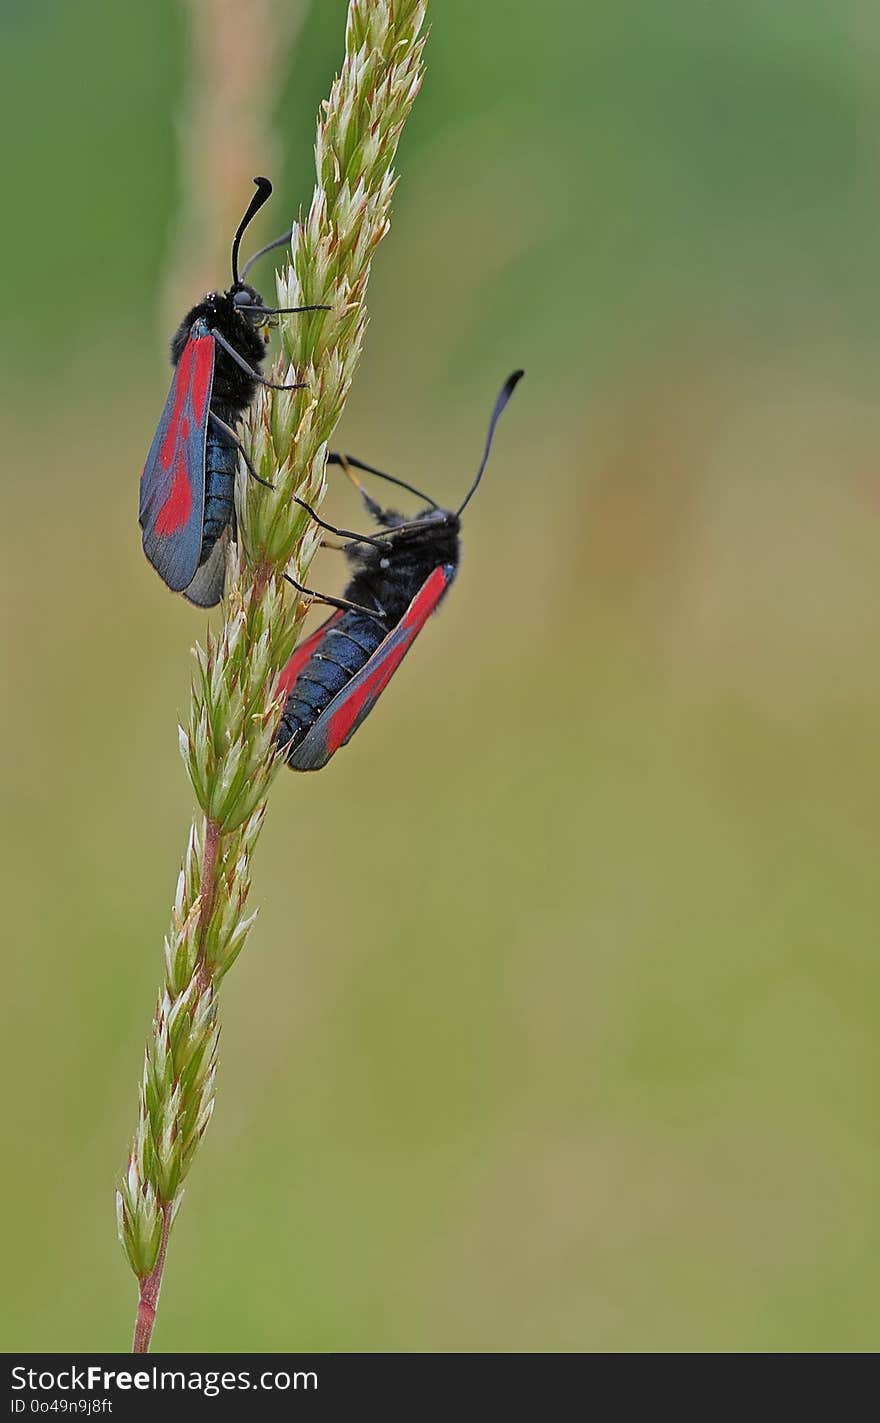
[2,0,879,1352]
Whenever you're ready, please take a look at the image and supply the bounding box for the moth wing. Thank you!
[139,329,215,593]
[183,524,231,608]
[288,563,455,772]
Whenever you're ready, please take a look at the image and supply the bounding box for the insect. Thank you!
[139,177,323,606]
[276,370,524,771]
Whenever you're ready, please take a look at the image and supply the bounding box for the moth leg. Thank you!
[327,451,438,510]
[292,494,389,550]
[208,413,274,489]
[235,303,330,316]
[283,572,386,626]
[209,326,306,391]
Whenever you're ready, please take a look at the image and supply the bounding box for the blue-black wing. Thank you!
[183,524,230,607]
[139,326,215,593]
[287,563,455,771]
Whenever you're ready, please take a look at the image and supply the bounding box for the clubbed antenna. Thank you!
[231,176,273,286]
[240,225,294,281]
[456,370,524,515]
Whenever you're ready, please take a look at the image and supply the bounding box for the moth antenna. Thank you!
[327,451,439,508]
[456,370,524,516]
[231,177,273,286]
[240,226,294,280]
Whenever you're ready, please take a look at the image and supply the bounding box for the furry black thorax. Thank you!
[170,283,268,423]
[343,506,461,625]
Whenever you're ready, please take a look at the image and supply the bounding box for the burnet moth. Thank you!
[276,370,524,772]
[139,177,325,607]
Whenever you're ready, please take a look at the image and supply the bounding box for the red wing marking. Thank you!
[155,419,193,535]
[140,325,216,593]
[191,338,213,425]
[324,634,412,750]
[160,339,193,469]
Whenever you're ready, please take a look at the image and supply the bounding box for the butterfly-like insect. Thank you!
[139,177,324,607]
[276,370,524,771]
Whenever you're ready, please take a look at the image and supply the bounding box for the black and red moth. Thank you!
[276,370,524,771]
[139,177,320,607]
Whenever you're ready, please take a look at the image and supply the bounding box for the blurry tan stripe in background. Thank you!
[163,0,311,325]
